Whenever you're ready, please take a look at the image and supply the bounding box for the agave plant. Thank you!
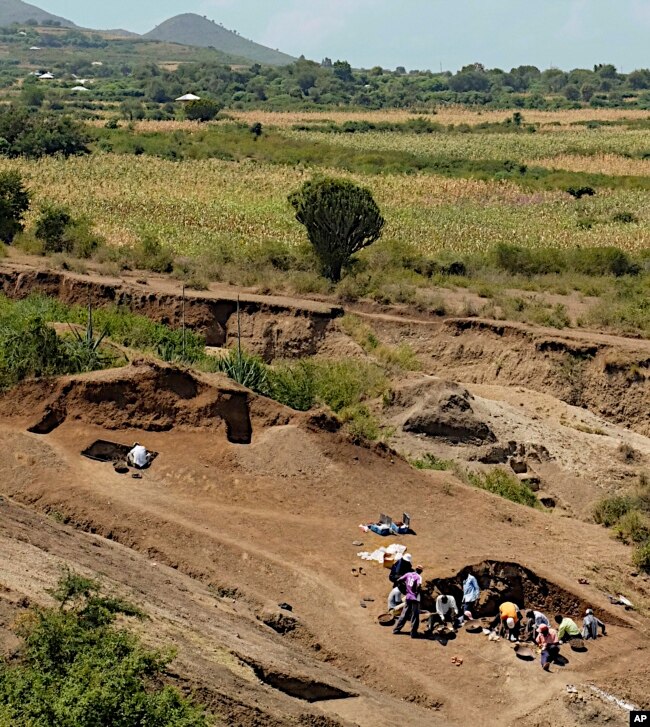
[65,301,110,373]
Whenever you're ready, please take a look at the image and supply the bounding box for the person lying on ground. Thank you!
[522,609,549,642]
[426,594,459,633]
[387,586,404,613]
[489,601,522,640]
[536,624,560,671]
[389,553,413,587]
[393,565,424,639]
[127,442,152,469]
[461,572,480,618]
[555,614,581,642]
[582,608,606,640]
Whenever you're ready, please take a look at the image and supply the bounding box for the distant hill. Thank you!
[144,13,295,66]
[0,0,75,27]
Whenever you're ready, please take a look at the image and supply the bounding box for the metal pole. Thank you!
[182,285,186,359]
[237,295,241,359]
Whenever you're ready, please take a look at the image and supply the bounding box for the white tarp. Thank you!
[357,543,407,563]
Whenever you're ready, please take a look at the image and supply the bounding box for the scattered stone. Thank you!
[278,602,293,612]
[352,540,363,547]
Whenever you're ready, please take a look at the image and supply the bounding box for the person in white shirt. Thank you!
[426,594,459,633]
[387,586,404,612]
[127,442,151,469]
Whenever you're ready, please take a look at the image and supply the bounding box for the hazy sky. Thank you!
[40,0,650,71]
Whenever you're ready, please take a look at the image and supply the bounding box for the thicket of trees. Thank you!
[92,59,650,111]
[0,106,89,157]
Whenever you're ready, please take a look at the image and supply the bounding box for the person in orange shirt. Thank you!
[489,601,522,640]
[536,624,560,671]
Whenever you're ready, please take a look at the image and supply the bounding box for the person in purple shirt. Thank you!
[392,565,424,638]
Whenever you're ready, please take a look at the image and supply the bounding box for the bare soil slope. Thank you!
[0,364,648,726]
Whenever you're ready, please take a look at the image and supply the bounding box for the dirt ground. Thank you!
[0,259,649,726]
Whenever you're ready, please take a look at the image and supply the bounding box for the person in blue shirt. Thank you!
[461,572,480,619]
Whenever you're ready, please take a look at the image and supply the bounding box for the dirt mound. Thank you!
[389,378,496,445]
[0,361,294,444]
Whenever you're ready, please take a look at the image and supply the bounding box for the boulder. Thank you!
[403,382,495,445]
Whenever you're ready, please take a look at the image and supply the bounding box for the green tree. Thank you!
[0,171,30,244]
[184,99,221,122]
[289,178,384,282]
[34,204,72,252]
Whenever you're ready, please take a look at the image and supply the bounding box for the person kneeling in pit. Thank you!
[426,594,459,633]
[127,442,152,470]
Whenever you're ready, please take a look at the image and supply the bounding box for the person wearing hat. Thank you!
[389,553,413,592]
[536,623,560,671]
[393,565,424,638]
[489,601,522,640]
[582,608,606,640]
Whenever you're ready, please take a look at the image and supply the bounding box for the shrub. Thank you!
[467,468,540,508]
[34,204,72,252]
[0,106,89,158]
[34,206,103,258]
[338,404,381,441]
[135,234,174,273]
[566,186,596,199]
[0,170,30,243]
[268,360,316,411]
[614,510,650,544]
[412,454,454,471]
[289,177,385,282]
[633,541,650,573]
[593,495,634,527]
[0,572,208,727]
[611,211,638,224]
[569,247,639,277]
[184,99,222,122]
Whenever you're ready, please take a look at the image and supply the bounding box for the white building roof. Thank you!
[39,72,54,79]
[176,93,201,101]
[70,86,90,92]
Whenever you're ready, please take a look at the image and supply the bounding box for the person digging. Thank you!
[536,623,560,671]
[126,442,153,470]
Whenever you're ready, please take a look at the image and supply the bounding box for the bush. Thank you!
[0,170,30,243]
[593,495,634,527]
[0,572,208,727]
[467,468,540,508]
[289,177,385,282]
[412,454,454,471]
[184,99,222,122]
[268,360,316,411]
[34,205,103,258]
[614,510,650,544]
[34,204,72,252]
[569,247,639,277]
[0,106,89,158]
[134,234,174,273]
[633,541,650,573]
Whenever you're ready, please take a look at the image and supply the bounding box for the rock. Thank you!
[403,382,495,445]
